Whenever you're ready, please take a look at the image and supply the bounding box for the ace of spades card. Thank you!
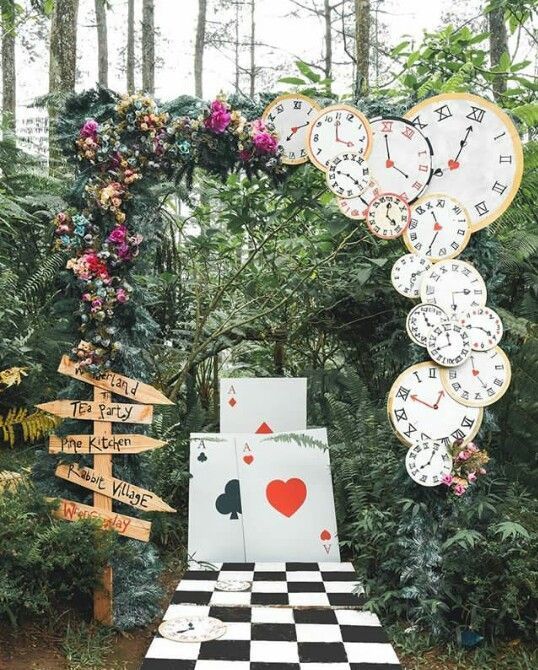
[238,428,341,562]
[220,377,307,434]
[187,434,246,563]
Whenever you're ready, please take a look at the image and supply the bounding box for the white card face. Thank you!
[238,429,341,562]
[220,378,307,434]
[187,434,245,563]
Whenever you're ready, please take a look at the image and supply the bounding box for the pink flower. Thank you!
[458,450,470,461]
[80,118,99,139]
[252,130,278,155]
[239,149,252,162]
[107,225,128,245]
[116,243,132,261]
[468,471,477,483]
[204,99,231,133]
[453,484,466,496]
[90,298,103,312]
[252,118,267,133]
[467,443,478,453]
[116,287,128,303]
[479,467,487,475]
[441,473,453,486]
[82,293,91,302]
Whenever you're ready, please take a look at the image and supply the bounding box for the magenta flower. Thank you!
[239,149,252,162]
[204,99,231,133]
[80,118,99,139]
[253,131,278,155]
[468,471,477,483]
[441,473,453,486]
[82,293,91,302]
[116,287,128,303]
[107,225,128,245]
[453,484,466,496]
[116,243,132,261]
[458,450,470,461]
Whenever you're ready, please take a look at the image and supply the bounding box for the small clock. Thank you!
[337,180,380,220]
[262,93,321,165]
[427,321,471,367]
[457,306,503,351]
[420,259,487,315]
[391,253,432,298]
[326,152,370,197]
[369,117,433,203]
[405,440,453,487]
[404,194,471,261]
[441,346,511,407]
[366,193,410,239]
[406,303,448,347]
[387,361,483,447]
[306,104,372,171]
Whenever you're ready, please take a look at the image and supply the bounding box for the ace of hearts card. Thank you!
[220,377,307,434]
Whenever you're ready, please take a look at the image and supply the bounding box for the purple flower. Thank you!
[116,243,132,261]
[80,118,99,139]
[204,99,231,134]
[441,473,453,486]
[107,225,128,245]
[453,484,467,496]
[252,130,278,155]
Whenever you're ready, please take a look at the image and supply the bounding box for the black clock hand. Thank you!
[392,165,409,178]
[452,125,473,162]
[419,447,438,469]
[426,232,439,254]
[384,134,391,160]
[286,122,309,141]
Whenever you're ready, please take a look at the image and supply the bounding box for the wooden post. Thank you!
[93,387,113,624]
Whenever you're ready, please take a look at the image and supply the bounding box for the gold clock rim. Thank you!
[325,151,370,198]
[405,440,453,487]
[261,93,322,166]
[403,192,472,262]
[440,345,512,407]
[306,103,373,172]
[387,360,484,447]
[419,258,488,307]
[365,192,411,240]
[405,303,447,347]
[390,253,432,299]
[404,92,524,233]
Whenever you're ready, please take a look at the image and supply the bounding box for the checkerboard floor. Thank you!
[141,605,401,669]
[172,562,365,609]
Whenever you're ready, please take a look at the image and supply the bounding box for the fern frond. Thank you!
[0,408,59,447]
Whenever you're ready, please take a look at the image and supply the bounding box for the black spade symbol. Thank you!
[197,452,207,463]
[215,479,242,520]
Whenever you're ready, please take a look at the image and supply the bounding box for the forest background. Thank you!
[0,1,537,669]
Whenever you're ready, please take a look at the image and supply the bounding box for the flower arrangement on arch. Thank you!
[442,440,489,496]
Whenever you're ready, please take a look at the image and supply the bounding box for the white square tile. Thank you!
[250,640,299,663]
[300,664,350,670]
[286,571,323,582]
[251,607,295,623]
[177,580,216,592]
[288,592,330,607]
[163,604,210,620]
[254,562,286,571]
[220,621,252,641]
[251,580,288,593]
[318,562,355,572]
[295,623,343,643]
[145,637,200,659]
[324,581,360,593]
[195,661,250,670]
[210,591,251,606]
[344,642,401,664]
[335,609,381,626]
[219,571,254,581]
[188,561,222,571]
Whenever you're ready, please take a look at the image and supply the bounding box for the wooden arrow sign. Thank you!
[49,497,152,542]
[37,400,153,424]
[57,356,173,405]
[55,463,176,513]
[49,433,167,455]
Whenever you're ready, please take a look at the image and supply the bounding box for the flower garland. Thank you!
[442,440,489,496]
[54,94,282,376]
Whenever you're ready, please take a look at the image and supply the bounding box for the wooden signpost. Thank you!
[37,359,174,625]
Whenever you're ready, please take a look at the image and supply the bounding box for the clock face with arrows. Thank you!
[420,260,487,315]
[405,440,453,487]
[326,152,370,197]
[404,93,523,232]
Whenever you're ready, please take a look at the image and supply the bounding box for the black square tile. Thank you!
[293,609,338,624]
[221,562,255,571]
[288,581,325,593]
[252,571,287,581]
[350,664,401,670]
[251,592,289,606]
[340,625,389,643]
[251,622,298,641]
[251,664,300,670]
[182,570,219,580]
[327,592,365,607]
[209,605,252,622]
[298,641,348,663]
[286,562,318,571]
[171,590,212,605]
[321,571,358,581]
[141,661,196,670]
[198,639,250,661]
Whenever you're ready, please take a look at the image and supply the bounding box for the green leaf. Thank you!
[493,521,530,542]
[295,61,321,83]
[442,529,483,550]
[278,77,306,86]
[512,103,538,127]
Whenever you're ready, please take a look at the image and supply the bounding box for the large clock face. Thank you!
[262,94,321,165]
[366,193,410,239]
[427,321,471,368]
[404,93,523,232]
[404,194,471,261]
[387,361,483,446]
[337,180,380,220]
[457,306,503,351]
[441,347,511,407]
[326,152,370,197]
[420,260,487,315]
[306,104,372,171]
[405,440,453,487]
[406,303,448,347]
[369,117,433,203]
[391,253,432,299]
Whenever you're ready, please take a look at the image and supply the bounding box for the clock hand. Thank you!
[392,164,409,178]
[477,375,488,389]
[449,125,473,167]
[476,326,493,336]
[433,390,445,408]
[410,394,437,409]
[335,121,353,147]
[286,122,309,141]
[419,446,438,469]
[426,232,439,255]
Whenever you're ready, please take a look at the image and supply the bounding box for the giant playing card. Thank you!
[239,428,340,562]
[220,377,307,434]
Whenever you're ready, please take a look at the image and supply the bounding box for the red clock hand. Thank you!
[433,390,445,409]
[410,394,436,409]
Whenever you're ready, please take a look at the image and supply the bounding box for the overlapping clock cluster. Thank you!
[262,91,523,489]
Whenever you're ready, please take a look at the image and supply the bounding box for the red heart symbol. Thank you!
[386,159,394,168]
[320,529,332,541]
[472,369,479,376]
[448,159,460,170]
[434,223,442,231]
[243,455,254,465]
[266,478,307,517]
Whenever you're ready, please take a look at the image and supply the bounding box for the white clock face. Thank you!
[388,362,483,447]
[306,104,372,171]
[326,152,370,197]
[262,94,321,165]
[405,440,453,487]
[391,253,432,298]
[337,180,380,220]
[457,306,503,351]
[427,321,471,367]
[441,347,511,407]
[159,616,226,643]
[406,303,448,347]
[366,193,410,239]
[404,194,471,261]
[369,117,433,203]
[420,260,487,315]
[405,93,523,232]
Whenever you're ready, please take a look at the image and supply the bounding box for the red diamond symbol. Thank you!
[228,397,237,407]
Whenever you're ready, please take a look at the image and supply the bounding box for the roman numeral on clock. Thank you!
[382,120,393,132]
[461,416,475,428]
[474,201,489,216]
[401,125,415,139]
[293,100,302,109]
[434,105,452,121]
[466,106,486,123]
[499,155,512,163]
[411,115,428,130]
[404,423,417,438]
[492,180,507,195]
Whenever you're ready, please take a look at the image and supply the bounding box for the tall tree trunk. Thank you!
[249,0,255,97]
[142,0,154,94]
[1,0,16,131]
[94,0,108,87]
[323,0,332,91]
[354,0,370,96]
[126,0,135,93]
[234,0,240,93]
[489,6,508,101]
[194,0,207,98]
